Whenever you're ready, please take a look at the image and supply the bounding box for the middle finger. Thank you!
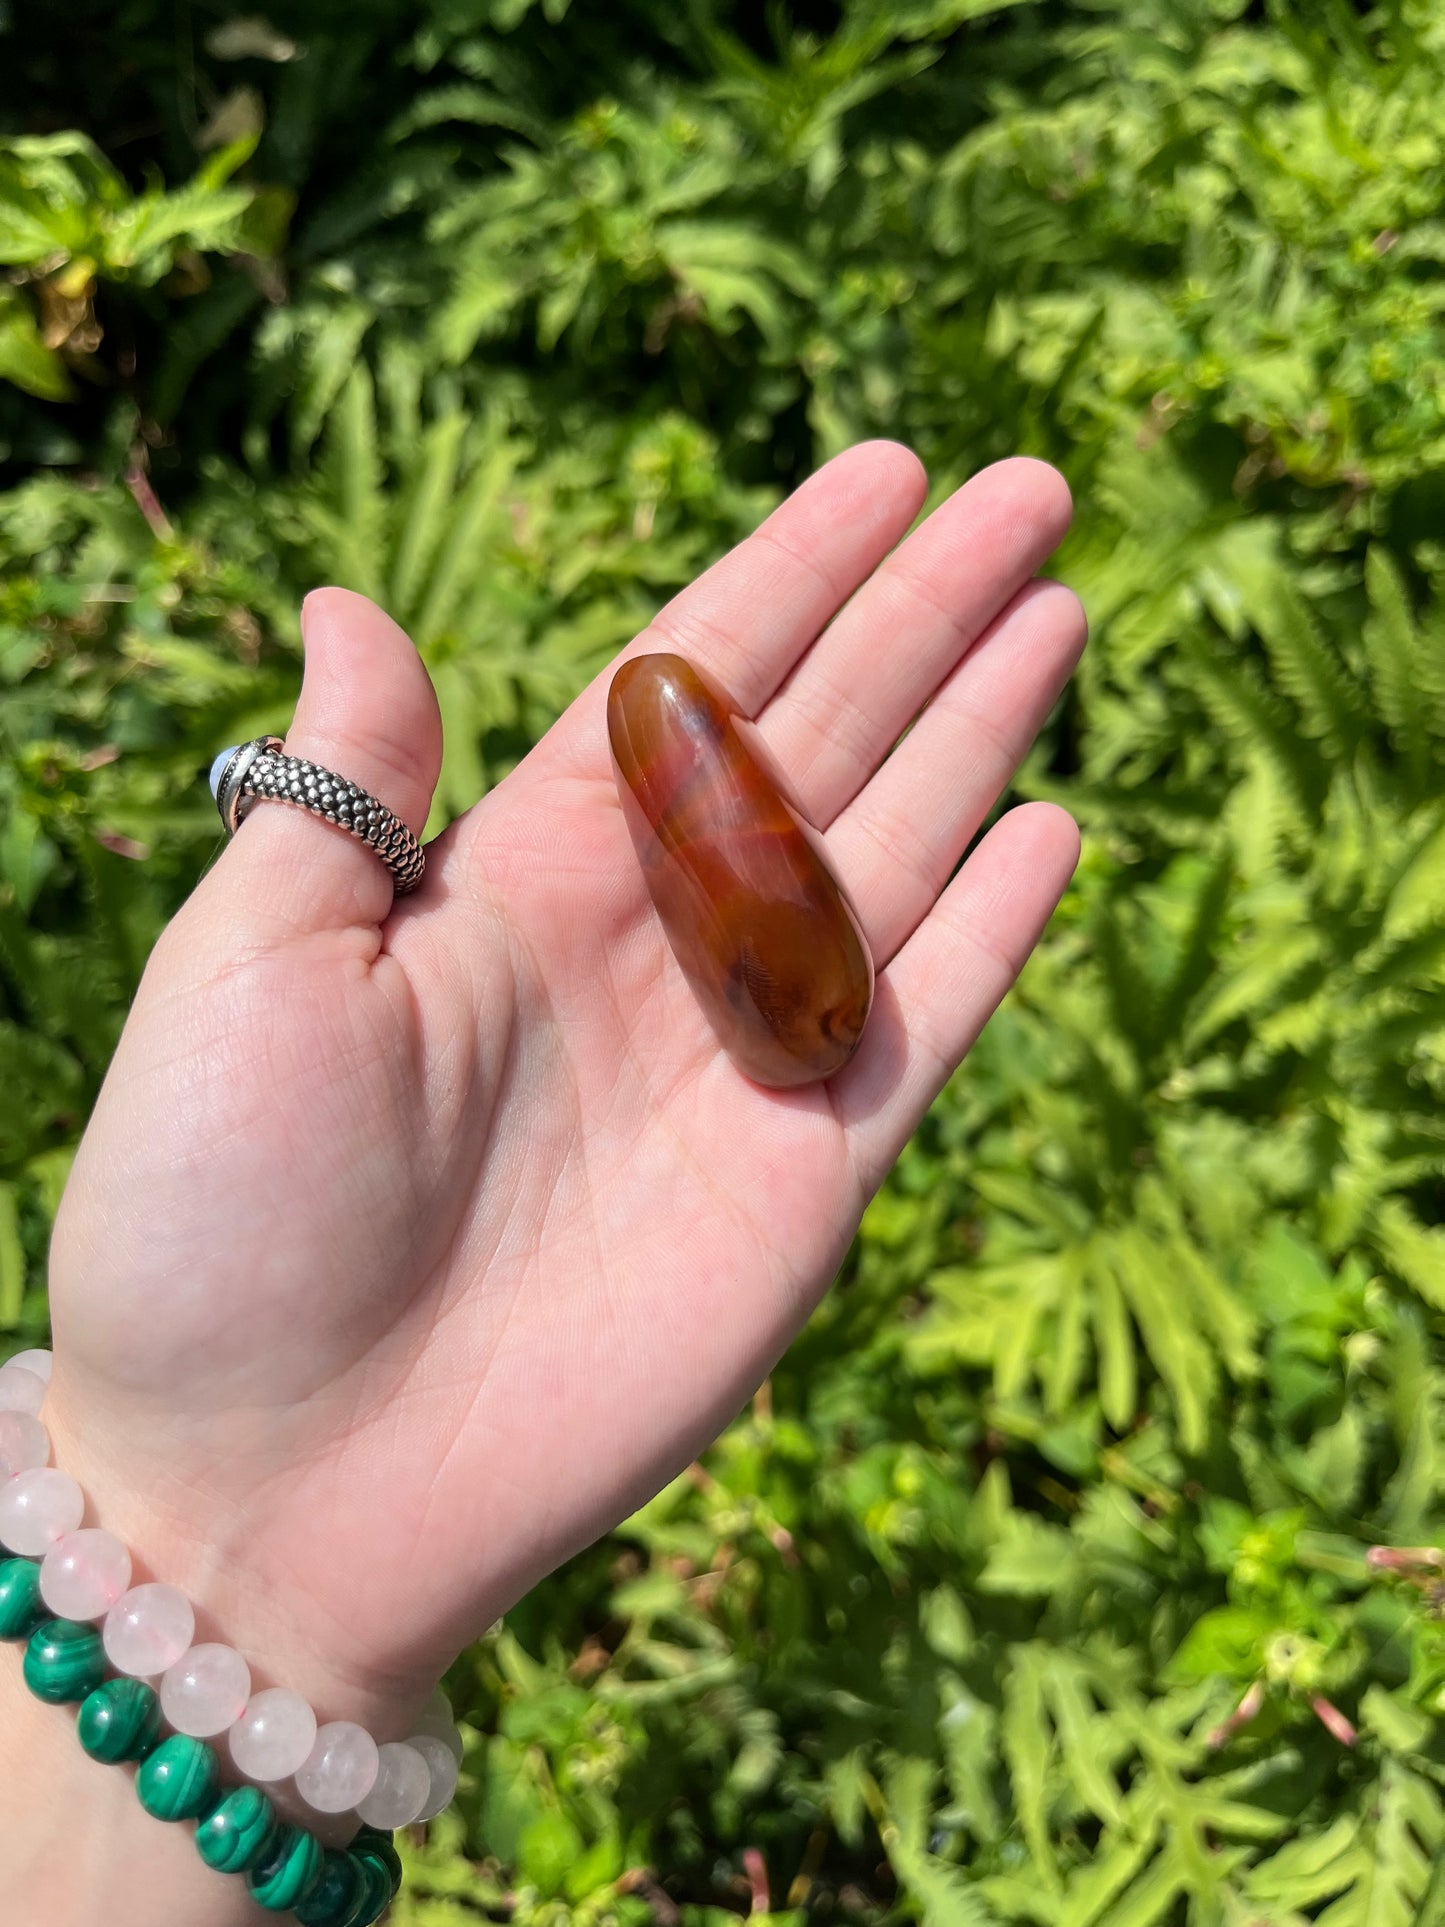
[752,456,1072,828]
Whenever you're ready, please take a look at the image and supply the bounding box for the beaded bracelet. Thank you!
[0,1349,463,1922]
[1,1565,399,1919]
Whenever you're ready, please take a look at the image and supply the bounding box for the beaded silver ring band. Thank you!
[209,737,425,896]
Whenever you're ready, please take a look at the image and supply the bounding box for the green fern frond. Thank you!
[1373,1200,1445,1312]
[1152,848,1235,1050]
[389,409,468,621]
[1362,547,1435,778]
[1001,1648,1060,1895]
[1247,573,1364,756]
[1313,1765,1443,1927]
[1180,636,1324,836]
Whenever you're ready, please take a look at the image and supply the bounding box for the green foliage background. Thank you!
[4,2,1445,1921]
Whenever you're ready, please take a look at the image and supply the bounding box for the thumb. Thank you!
[199,588,443,938]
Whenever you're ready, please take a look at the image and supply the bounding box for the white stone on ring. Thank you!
[209,747,240,801]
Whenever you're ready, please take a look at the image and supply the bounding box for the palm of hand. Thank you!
[45,444,1084,1729]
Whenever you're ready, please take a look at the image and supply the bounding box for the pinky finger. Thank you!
[832,801,1080,1193]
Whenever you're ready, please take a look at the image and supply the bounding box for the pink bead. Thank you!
[40,1528,132,1621]
[6,1349,52,1384]
[0,1411,48,1480]
[412,1689,464,1763]
[0,1466,84,1554]
[409,1731,461,1821]
[0,1366,45,1417]
[356,1741,430,1828]
[295,1721,380,1814]
[104,1583,195,1678]
[160,1643,251,1737]
[229,1688,317,1783]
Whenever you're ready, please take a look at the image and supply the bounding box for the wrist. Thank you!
[2,1345,441,1921]
[19,1363,462,1855]
[0,1653,269,1926]
[41,1379,435,1750]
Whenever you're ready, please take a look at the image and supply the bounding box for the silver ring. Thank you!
[209,737,425,895]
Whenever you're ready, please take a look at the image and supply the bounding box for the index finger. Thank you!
[537,440,928,783]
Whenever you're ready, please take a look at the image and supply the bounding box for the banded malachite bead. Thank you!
[340,1851,392,1926]
[0,1557,44,1640]
[195,1784,277,1873]
[136,1733,219,1821]
[293,1848,363,1926]
[350,1827,401,1896]
[77,1677,162,1763]
[23,1617,105,1703]
[247,1822,324,1912]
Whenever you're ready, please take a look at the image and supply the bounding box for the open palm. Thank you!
[46,443,1084,1739]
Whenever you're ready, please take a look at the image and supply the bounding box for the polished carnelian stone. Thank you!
[607,652,873,1087]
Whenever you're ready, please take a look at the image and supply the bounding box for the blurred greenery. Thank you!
[3,1,1445,1922]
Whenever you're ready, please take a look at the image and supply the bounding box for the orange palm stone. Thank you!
[607,652,874,1087]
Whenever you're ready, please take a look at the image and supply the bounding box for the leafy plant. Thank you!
[0,132,262,401]
[2,3,1444,1923]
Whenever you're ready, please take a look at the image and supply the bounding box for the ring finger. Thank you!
[824,577,1087,966]
[752,456,1073,829]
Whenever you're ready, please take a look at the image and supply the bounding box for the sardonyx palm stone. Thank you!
[607,653,874,1087]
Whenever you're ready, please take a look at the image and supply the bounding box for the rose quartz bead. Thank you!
[0,1466,84,1554]
[355,1740,430,1828]
[410,1731,461,1821]
[0,1366,45,1417]
[295,1721,380,1814]
[412,1688,464,1763]
[6,1349,52,1384]
[0,1410,48,1480]
[104,1583,195,1678]
[230,1688,317,1783]
[160,1643,252,1737]
[40,1528,132,1621]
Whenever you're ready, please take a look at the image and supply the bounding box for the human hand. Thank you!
[44,443,1085,1744]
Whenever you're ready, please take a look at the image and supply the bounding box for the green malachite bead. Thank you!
[0,1558,44,1641]
[341,1852,393,1926]
[247,1823,324,1912]
[350,1828,401,1897]
[136,1734,220,1821]
[195,1784,277,1873]
[293,1848,363,1926]
[23,1618,106,1703]
[77,1677,162,1763]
